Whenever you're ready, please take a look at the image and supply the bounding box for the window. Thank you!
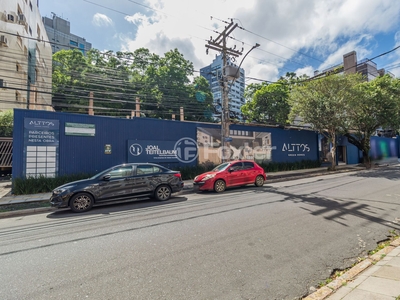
[69,40,78,47]
[16,62,21,72]
[243,162,254,170]
[29,1,33,11]
[36,45,40,62]
[15,91,21,102]
[37,24,40,40]
[17,33,22,48]
[136,165,162,175]
[29,26,32,36]
[108,166,133,179]
[229,162,243,171]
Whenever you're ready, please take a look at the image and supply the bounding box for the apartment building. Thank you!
[43,14,91,54]
[314,50,395,81]
[200,54,246,119]
[0,0,52,111]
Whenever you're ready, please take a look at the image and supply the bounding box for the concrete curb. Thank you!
[0,206,56,219]
[303,237,400,300]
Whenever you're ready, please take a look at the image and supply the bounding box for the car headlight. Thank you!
[201,174,216,181]
[52,187,69,195]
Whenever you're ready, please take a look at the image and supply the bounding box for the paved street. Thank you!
[1,167,400,299]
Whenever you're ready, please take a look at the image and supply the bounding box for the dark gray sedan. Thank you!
[50,163,184,213]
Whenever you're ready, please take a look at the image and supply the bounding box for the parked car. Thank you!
[50,163,184,213]
[193,160,267,193]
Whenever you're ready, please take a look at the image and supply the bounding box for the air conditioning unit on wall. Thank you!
[0,35,8,47]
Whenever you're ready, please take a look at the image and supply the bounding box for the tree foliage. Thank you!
[342,75,400,165]
[0,110,13,137]
[52,48,213,121]
[241,72,307,125]
[289,73,363,170]
[289,73,400,168]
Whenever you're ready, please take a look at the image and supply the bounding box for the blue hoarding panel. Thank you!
[13,109,322,179]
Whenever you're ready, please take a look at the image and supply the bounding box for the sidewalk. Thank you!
[305,238,400,300]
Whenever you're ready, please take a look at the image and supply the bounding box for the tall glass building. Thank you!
[200,54,245,119]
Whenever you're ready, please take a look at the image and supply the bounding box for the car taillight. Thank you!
[174,173,181,178]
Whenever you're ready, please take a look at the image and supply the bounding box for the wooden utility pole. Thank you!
[205,20,243,162]
[88,91,94,115]
[135,97,140,117]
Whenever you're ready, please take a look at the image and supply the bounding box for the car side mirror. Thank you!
[229,168,235,172]
[102,174,111,180]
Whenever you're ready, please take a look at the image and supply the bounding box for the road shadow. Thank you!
[349,165,400,181]
[252,182,400,230]
[46,196,188,219]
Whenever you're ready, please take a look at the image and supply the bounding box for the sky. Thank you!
[38,0,400,83]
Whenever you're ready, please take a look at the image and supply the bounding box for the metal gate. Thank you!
[0,137,12,168]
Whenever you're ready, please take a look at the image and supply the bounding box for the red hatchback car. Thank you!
[193,160,267,193]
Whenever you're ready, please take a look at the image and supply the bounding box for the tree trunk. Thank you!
[330,133,336,171]
[361,136,371,168]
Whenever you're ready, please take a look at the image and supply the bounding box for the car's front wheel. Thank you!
[154,185,171,201]
[255,175,265,187]
[214,179,226,193]
[69,193,94,213]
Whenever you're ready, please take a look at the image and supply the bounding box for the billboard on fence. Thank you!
[23,118,59,178]
[197,127,274,165]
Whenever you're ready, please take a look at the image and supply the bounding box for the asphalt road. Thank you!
[0,166,399,300]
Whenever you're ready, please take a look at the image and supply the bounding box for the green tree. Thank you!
[241,73,307,124]
[187,76,214,121]
[241,82,290,125]
[289,73,363,170]
[52,48,212,120]
[343,75,400,166]
[0,110,13,137]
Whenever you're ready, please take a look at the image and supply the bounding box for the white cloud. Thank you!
[117,0,400,80]
[385,31,400,76]
[92,13,113,27]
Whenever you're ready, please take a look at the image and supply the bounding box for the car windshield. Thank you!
[212,162,230,172]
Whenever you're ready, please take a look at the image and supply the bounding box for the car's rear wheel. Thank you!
[154,185,171,201]
[69,193,94,213]
[214,179,226,193]
[255,175,265,187]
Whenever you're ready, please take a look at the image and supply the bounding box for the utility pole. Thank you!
[205,20,243,162]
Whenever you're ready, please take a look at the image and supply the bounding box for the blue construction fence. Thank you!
[12,109,399,178]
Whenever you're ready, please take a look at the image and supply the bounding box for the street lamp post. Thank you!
[221,43,260,162]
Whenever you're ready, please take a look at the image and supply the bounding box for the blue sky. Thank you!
[38,0,400,82]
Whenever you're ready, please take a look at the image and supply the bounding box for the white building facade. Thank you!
[0,0,52,111]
